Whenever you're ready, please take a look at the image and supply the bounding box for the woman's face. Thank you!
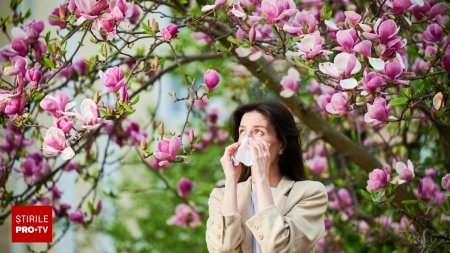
[238,111,283,165]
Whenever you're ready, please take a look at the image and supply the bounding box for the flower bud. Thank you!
[204,69,220,91]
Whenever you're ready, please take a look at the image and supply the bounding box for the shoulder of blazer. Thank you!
[283,180,328,211]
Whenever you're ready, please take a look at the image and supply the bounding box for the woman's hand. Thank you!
[220,142,242,183]
[248,138,271,183]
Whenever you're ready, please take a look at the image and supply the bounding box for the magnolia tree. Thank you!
[0,0,449,251]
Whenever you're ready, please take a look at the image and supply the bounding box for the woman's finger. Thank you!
[252,138,268,156]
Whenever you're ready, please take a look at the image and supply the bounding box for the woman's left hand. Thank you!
[248,137,271,182]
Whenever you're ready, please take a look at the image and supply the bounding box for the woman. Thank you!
[206,101,328,253]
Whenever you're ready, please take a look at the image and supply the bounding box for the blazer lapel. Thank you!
[274,176,296,215]
[238,177,253,252]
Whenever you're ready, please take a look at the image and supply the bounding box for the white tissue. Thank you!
[232,135,252,166]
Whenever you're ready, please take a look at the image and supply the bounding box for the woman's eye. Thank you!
[255,130,263,136]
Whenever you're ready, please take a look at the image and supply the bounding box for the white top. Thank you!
[251,183,277,253]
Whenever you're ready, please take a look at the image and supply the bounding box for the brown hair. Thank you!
[230,101,306,182]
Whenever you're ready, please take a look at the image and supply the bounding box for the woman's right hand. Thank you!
[220,142,242,183]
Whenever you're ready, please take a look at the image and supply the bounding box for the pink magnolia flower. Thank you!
[260,0,297,25]
[442,174,450,190]
[75,0,108,20]
[201,0,226,12]
[15,152,50,184]
[99,66,125,93]
[422,23,443,43]
[54,203,71,218]
[53,116,74,134]
[192,32,213,43]
[442,54,450,73]
[294,32,329,59]
[389,0,412,15]
[42,127,75,160]
[0,46,17,62]
[0,120,33,153]
[306,156,328,176]
[363,19,399,44]
[317,94,331,114]
[154,136,181,162]
[49,3,68,29]
[366,168,388,192]
[325,92,350,116]
[167,203,201,228]
[204,69,220,91]
[145,155,172,171]
[125,121,147,146]
[363,70,383,93]
[280,67,300,98]
[364,97,392,127]
[329,187,353,214]
[412,58,431,76]
[161,23,179,41]
[383,59,406,84]
[324,216,333,230]
[178,178,193,197]
[319,52,361,90]
[40,91,75,118]
[3,56,27,77]
[399,216,416,233]
[336,28,359,52]
[76,98,105,130]
[10,37,29,57]
[68,209,85,224]
[4,93,26,115]
[417,177,446,205]
[193,92,208,110]
[392,160,415,184]
[283,11,317,35]
[23,20,44,42]
[25,65,42,89]
[353,40,372,58]
[425,168,438,179]
[74,59,88,75]
[0,90,12,113]
[344,11,361,26]
[109,0,128,21]
[126,6,139,22]
[376,216,392,227]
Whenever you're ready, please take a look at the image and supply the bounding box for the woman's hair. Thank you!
[230,100,306,182]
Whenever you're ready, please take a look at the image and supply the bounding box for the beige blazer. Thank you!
[206,176,328,253]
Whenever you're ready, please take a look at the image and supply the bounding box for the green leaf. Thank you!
[122,103,136,114]
[141,22,153,35]
[401,200,418,205]
[45,31,51,44]
[390,97,408,106]
[227,36,245,46]
[401,88,410,97]
[49,15,61,22]
[322,3,333,20]
[359,189,372,201]
[43,57,55,69]
[159,57,167,66]
[247,3,254,12]
[87,201,96,214]
[130,95,140,105]
[413,82,426,99]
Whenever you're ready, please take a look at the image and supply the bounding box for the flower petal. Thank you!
[340,78,358,90]
[368,57,385,71]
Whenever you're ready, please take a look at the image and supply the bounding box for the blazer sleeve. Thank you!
[205,188,243,253]
[245,181,328,253]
